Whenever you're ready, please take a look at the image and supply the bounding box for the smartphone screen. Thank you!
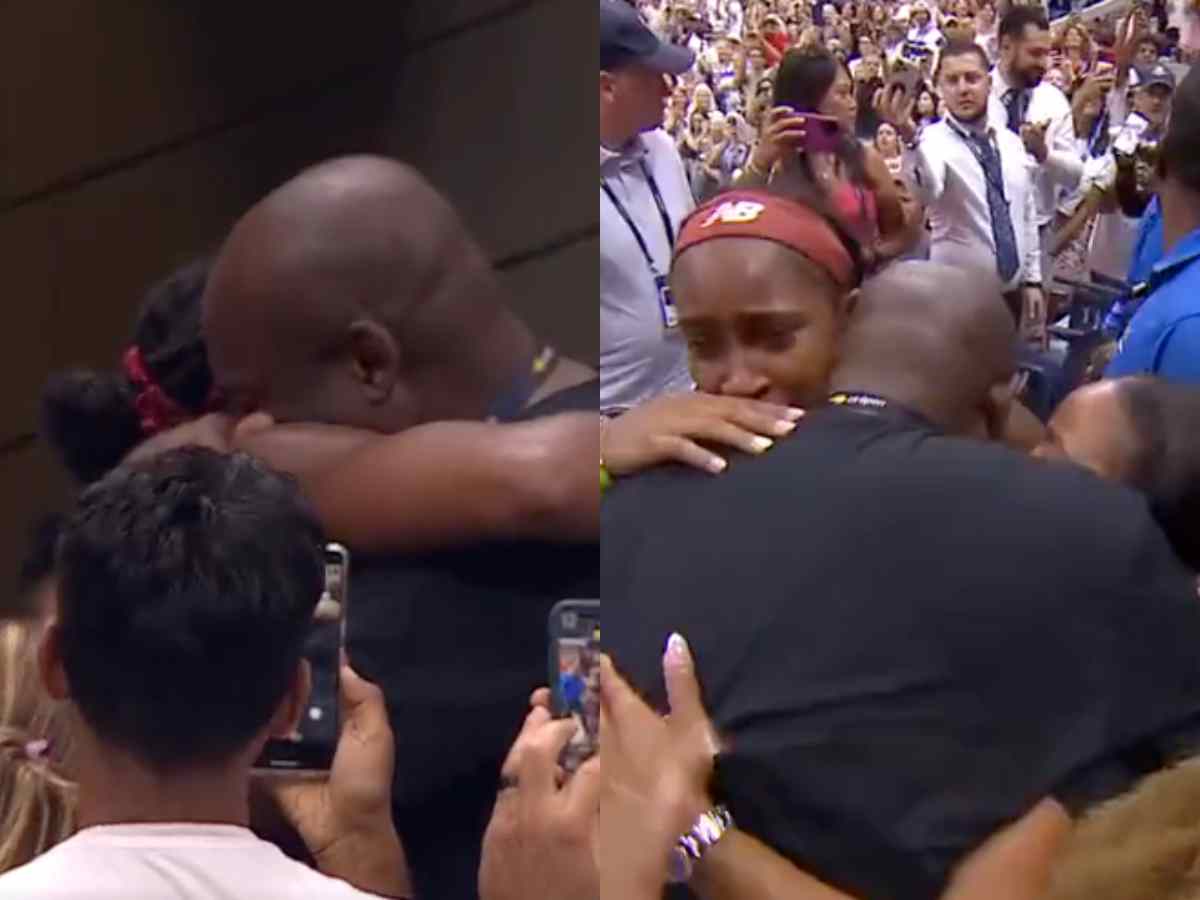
[803,114,844,154]
[254,544,349,771]
[549,600,601,774]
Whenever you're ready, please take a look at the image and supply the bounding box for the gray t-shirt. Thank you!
[601,129,696,412]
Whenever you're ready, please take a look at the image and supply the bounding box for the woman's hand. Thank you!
[604,393,804,477]
[599,636,718,898]
[479,707,601,900]
[752,106,811,173]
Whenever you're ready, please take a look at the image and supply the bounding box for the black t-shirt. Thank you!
[345,380,598,900]
[604,405,1200,900]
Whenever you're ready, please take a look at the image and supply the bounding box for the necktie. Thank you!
[1003,88,1027,134]
[969,132,1021,283]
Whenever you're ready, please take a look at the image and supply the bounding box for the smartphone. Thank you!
[255,543,350,771]
[800,113,844,153]
[549,599,601,774]
[887,65,922,104]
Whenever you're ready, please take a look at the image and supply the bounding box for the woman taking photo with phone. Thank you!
[736,49,916,260]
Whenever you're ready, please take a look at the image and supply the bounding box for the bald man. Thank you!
[203,156,598,900]
[605,262,1200,900]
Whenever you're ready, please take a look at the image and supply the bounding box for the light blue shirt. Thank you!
[1106,221,1200,382]
[601,129,696,412]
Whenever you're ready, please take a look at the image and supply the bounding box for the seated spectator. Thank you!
[907,1,943,51]
[976,0,1000,61]
[0,448,410,898]
[873,122,905,177]
[1134,33,1161,69]
[911,85,940,131]
[606,257,1200,897]
[1055,18,1097,86]
[0,618,73,875]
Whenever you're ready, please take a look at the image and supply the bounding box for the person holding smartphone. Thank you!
[877,39,1044,327]
[736,48,915,258]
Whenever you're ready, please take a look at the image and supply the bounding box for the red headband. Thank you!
[674,190,857,290]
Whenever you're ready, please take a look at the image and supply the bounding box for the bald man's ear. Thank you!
[347,320,400,404]
[982,379,1015,442]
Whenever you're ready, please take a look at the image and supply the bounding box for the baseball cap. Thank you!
[1137,62,1177,92]
[600,0,696,74]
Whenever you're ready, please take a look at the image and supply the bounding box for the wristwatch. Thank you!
[666,805,735,884]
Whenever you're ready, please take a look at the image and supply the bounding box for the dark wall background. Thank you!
[0,0,597,594]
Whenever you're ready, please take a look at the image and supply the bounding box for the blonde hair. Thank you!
[0,620,75,873]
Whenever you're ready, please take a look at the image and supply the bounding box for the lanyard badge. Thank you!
[603,161,679,331]
[655,273,679,329]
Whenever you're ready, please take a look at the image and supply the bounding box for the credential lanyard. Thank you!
[828,391,936,430]
[601,160,676,275]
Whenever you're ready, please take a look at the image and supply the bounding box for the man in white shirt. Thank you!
[600,0,698,414]
[0,449,407,899]
[988,5,1082,297]
[885,39,1044,323]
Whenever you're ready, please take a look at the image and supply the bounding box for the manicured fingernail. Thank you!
[750,436,774,453]
[785,407,806,420]
[665,632,689,663]
[708,456,728,473]
[772,420,796,436]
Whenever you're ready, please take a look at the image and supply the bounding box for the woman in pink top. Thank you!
[736,48,918,261]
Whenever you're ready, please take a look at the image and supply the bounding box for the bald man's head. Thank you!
[830,262,1017,438]
[202,155,531,432]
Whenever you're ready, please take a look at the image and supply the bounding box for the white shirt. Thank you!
[988,70,1081,227]
[601,129,696,412]
[907,117,1042,289]
[0,824,385,899]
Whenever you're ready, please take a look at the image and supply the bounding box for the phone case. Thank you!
[548,599,601,773]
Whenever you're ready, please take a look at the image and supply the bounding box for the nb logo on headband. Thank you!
[699,200,766,228]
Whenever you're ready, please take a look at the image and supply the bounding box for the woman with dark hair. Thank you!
[1034,376,1200,571]
[665,186,866,410]
[912,86,941,131]
[735,49,915,259]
